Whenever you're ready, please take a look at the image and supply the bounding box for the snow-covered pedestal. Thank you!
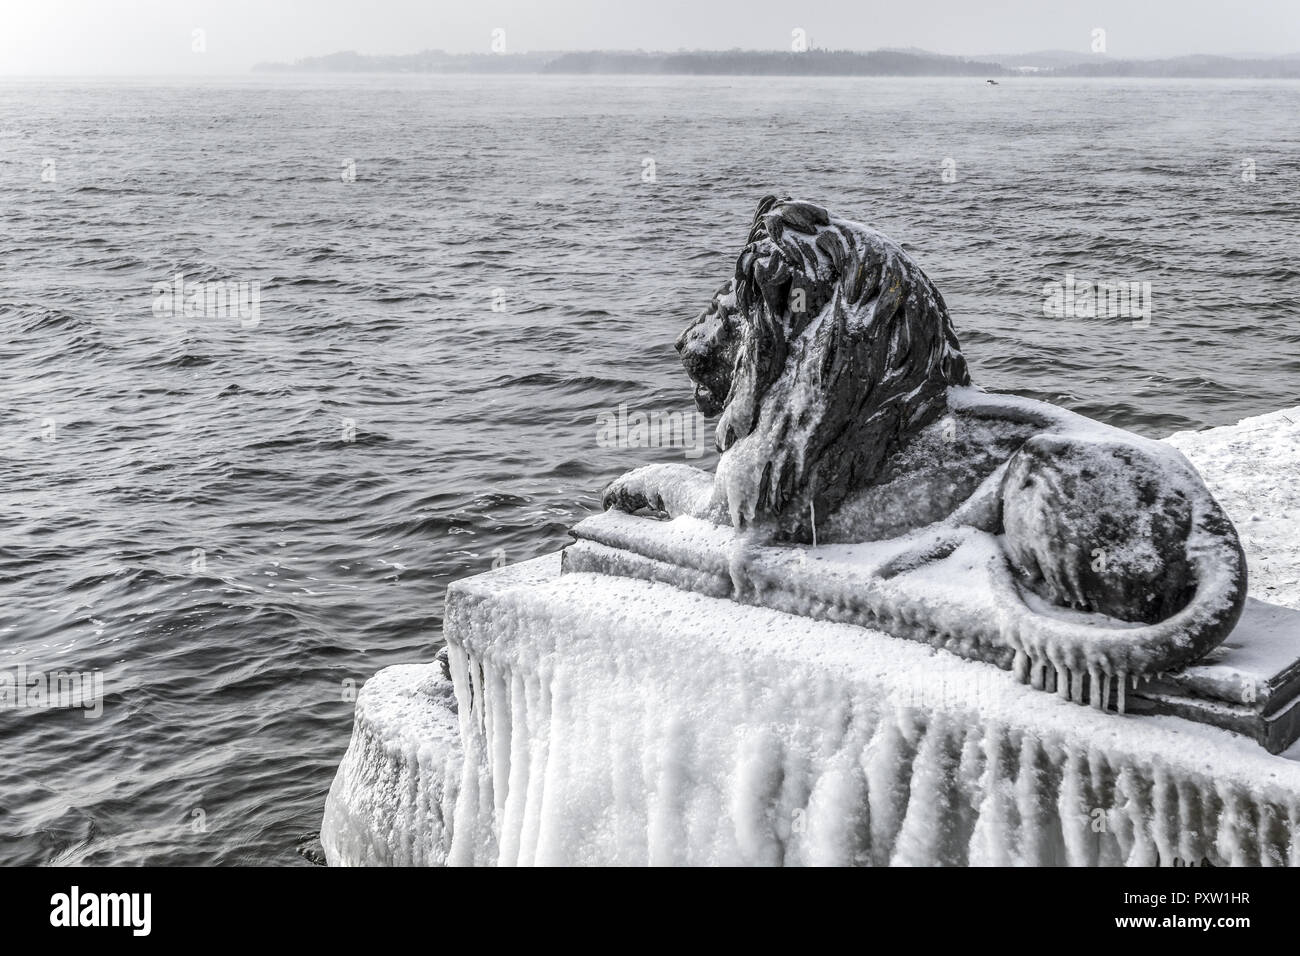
[323,408,1300,866]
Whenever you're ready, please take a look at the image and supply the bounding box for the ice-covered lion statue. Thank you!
[600,196,1247,701]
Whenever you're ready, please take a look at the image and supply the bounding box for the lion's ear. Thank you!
[747,196,779,243]
[772,201,829,235]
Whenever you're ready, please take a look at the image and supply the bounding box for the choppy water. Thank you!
[0,75,1297,865]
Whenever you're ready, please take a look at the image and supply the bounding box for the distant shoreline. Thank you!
[253,48,1300,79]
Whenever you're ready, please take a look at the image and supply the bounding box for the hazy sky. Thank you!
[2,0,1298,75]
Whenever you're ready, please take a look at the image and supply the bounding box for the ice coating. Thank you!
[324,556,1300,865]
[322,663,461,866]
[595,387,1247,713]
[604,197,1248,702]
[1165,405,1300,612]
[322,407,1300,866]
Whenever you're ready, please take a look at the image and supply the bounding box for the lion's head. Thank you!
[677,196,971,539]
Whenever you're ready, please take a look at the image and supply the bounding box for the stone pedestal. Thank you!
[323,552,1300,867]
[566,510,1300,754]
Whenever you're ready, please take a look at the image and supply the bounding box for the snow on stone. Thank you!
[322,406,1300,866]
[1168,406,1300,610]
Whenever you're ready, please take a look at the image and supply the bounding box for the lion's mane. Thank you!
[685,195,970,539]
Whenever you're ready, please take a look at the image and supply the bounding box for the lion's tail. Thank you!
[993,490,1248,713]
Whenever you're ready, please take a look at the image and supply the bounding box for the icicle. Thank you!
[1013,650,1030,684]
[1070,669,1084,703]
[1056,665,1069,699]
[1117,672,1128,715]
[1101,674,1111,712]
[1031,662,1045,690]
[1088,667,1102,709]
[809,500,817,548]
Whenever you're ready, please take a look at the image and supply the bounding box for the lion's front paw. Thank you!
[600,463,715,519]
[600,477,646,513]
[600,469,663,514]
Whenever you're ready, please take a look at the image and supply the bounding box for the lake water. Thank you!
[0,74,1297,864]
